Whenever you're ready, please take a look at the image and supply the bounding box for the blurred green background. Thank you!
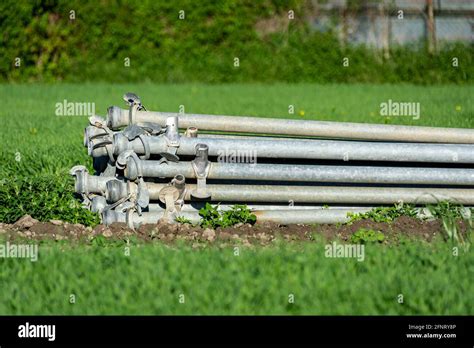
[1,0,472,84]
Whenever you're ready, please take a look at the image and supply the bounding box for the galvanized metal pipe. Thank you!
[102,203,472,227]
[123,159,474,186]
[69,165,118,195]
[102,206,373,227]
[107,106,474,143]
[146,203,369,212]
[251,209,368,225]
[176,185,474,205]
[90,132,474,164]
[103,179,474,205]
[94,197,366,214]
[178,207,373,224]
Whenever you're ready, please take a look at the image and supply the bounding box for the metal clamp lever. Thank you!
[191,144,211,199]
[123,92,146,125]
[158,186,180,222]
[158,116,180,163]
[69,165,92,209]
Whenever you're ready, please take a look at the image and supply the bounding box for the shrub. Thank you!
[199,203,257,229]
[0,174,100,226]
[1,0,471,84]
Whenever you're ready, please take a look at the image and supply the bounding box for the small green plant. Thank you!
[198,203,222,229]
[198,203,257,229]
[347,203,418,224]
[221,204,257,227]
[175,216,193,225]
[350,228,385,244]
[426,201,471,249]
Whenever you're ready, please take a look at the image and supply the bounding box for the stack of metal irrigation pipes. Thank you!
[70,93,474,229]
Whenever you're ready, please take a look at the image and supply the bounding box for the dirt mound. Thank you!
[316,216,444,242]
[0,215,451,246]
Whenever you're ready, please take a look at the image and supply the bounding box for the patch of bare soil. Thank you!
[0,214,452,246]
[316,216,445,243]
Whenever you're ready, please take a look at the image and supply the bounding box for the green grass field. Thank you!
[1,83,473,315]
[0,237,472,315]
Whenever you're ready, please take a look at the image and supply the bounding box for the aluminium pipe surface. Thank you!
[105,180,474,205]
[251,209,368,224]
[120,203,474,214]
[178,208,374,224]
[102,207,373,227]
[102,204,472,227]
[107,106,474,143]
[149,184,474,205]
[124,159,474,186]
[91,133,474,164]
[69,166,118,195]
[145,204,370,212]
